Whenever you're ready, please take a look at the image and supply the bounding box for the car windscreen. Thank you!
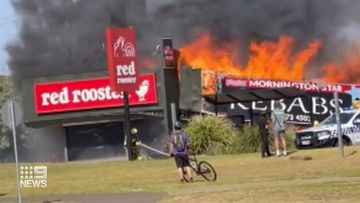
[320,112,355,125]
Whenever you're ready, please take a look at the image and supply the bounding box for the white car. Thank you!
[295,109,360,149]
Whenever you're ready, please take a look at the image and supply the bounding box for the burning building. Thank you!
[20,68,169,161]
[179,32,360,126]
[5,0,360,162]
[19,62,204,162]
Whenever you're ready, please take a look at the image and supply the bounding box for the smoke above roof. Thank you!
[6,0,360,89]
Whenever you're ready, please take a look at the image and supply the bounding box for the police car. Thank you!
[295,109,360,149]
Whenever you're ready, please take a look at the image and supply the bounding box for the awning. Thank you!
[203,87,308,104]
[25,110,164,128]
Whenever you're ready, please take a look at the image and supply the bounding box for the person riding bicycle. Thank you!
[170,121,193,183]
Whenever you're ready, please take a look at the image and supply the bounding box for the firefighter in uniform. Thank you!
[130,128,140,160]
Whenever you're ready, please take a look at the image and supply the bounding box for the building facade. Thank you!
[21,68,182,162]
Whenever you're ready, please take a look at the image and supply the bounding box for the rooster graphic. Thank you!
[113,36,135,58]
[136,80,150,102]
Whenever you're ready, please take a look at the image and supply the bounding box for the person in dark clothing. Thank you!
[130,128,140,160]
[258,111,271,158]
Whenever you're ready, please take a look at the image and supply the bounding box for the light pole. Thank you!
[9,100,22,203]
[334,92,344,159]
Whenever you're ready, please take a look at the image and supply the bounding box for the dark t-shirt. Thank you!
[258,115,268,134]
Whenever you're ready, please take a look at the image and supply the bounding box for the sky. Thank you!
[0,0,17,75]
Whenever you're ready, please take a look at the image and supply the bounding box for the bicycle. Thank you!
[182,153,217,182]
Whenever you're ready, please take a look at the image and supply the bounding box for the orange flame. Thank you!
[180,33,322,94]
[201,70,217,95]
[322,49,360,84]
[180,33,321,80]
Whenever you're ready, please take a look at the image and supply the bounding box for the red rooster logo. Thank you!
[113,36,135,58]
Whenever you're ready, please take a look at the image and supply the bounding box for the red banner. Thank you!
[34,74,158,114]
[223,77,352,93]
[105,28,138,92]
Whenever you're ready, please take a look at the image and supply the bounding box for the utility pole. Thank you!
[123,91,133,160]
[9,100,22,203]
[334,92,344,159]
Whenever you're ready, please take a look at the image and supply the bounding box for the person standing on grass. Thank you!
[258,111,272,158]
[271,101,287,156]
[130,128,140,160]
[170,121,193,183]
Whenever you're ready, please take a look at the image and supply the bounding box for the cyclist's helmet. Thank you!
[130,128,138,135]
[174,121,182,130]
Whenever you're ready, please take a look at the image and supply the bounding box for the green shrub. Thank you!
[184,115,238,155]
[184,115,297,155]
[284,127,296,151]
[231,124,261,153]
[231,124,297,154]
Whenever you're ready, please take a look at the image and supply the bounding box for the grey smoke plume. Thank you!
[6,0,360,89]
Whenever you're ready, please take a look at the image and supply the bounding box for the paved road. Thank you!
[0,192,167,203]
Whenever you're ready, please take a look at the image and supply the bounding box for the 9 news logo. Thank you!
[20,166,47,188]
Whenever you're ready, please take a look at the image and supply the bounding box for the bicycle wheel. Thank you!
[198,161,217,181]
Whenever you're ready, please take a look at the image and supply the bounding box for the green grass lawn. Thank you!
[1,146,360,202]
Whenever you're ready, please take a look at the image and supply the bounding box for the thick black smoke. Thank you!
[6,0,360,89]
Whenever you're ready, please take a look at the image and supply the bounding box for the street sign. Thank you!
[1,100,23,202]
[105,27,139,92]
[1,100,23,128]
[105,28,140,161]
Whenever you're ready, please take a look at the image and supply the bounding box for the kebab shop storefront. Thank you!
[21,69,175,162]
